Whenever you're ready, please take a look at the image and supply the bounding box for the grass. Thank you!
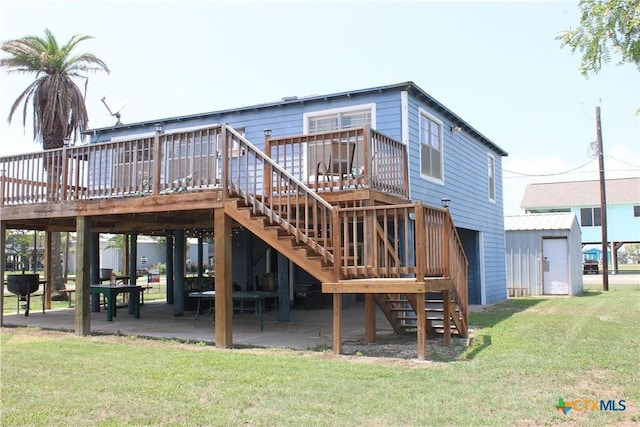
[1,283,639,426]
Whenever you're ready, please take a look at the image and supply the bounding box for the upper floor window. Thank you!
[634,205,640,217]
[580,207,601,227]
[488,154,496,201]
[304,104,375,133]
[419,109,443,181]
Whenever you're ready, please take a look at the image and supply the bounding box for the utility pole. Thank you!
[596,106,609,291]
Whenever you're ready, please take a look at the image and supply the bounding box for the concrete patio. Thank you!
[1,298,395,351]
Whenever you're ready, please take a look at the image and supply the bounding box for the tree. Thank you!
[557,0,640,76]
[1,29,109,294]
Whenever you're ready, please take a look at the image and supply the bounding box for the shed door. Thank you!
[542,238,569,295]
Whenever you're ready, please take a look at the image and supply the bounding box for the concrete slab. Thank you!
[1,299,396,351]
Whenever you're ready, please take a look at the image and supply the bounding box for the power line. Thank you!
[503,159,595,177]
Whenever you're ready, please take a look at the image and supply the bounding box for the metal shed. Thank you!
[505,213,583,297]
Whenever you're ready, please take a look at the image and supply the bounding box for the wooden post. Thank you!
[214,207,233,348]
[153,130,162,195]
[333,293,342,355]
[332,209,341,282]
[264,133,272,198]
[0,221,5,326]
[443,289,451,347]
[61,146,69,201]
[363,125,370,188]
[364,293,376,343]
[443,209,451,277]
[173,230,185,316]
[416,291,426,361]
[129,233,137,286]
[75,216,92,335]
[415,203,426,280]
[221,126,229,200]
[44,231,53,309]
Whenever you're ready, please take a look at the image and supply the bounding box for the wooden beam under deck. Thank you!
[322,277,452,294]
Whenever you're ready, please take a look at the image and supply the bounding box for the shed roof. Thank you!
[505,213,577,231]
[520,177,640,209]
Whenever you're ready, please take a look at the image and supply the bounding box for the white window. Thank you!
[419,109,443,181]
[303,103,376,133]
[488,154,496,201]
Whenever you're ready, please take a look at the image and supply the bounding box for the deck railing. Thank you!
[334,202,468,328]
[0,126,226,205]
[266,126,408,198]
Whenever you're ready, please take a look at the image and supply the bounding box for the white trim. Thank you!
[302,103,377,134]
[487,153,496,203]
[401,91,411,199]
[418,107,444,184]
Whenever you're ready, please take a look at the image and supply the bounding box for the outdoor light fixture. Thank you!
[63,137,71,147]
[451,125,461,134]
[155,123,164,134]
[441,198,451,209]
[263,129,272,138]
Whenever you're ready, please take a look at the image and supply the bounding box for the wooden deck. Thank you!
[0,124,468,360]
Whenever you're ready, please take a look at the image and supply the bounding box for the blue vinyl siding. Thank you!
[405,93,507,304]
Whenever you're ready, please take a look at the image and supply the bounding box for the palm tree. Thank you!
[1,28,110,295]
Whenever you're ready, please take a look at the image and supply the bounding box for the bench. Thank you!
[139,285,153,305]
[59,288,76,307]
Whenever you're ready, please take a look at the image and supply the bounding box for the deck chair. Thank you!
[316,141,356,190]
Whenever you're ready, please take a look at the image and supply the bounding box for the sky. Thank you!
[0,0,638,216]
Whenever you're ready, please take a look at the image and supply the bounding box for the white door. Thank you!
[543,238,569,295]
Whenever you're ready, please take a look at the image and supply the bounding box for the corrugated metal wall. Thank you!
[505,224,583,296]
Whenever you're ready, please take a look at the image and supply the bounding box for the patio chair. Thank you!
[316,141,356,190]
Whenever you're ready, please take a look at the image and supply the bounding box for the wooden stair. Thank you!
[223,198,335,284]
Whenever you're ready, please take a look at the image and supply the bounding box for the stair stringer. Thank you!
[224,200,335,284]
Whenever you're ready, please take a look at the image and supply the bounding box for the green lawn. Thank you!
[1,283,638,426]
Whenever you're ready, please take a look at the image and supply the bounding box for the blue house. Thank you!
[1,81,508,357]
[87,82,508,306]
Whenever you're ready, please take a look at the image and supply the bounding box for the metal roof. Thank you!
[505,213,578,231]
[84,81,508,156]
[520,177,640,209]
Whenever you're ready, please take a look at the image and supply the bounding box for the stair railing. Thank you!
[221,125,336,267]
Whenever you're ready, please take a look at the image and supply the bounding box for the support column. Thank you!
[44,230,53,309]
[332,293,342,355]
[173,229,185,316]
[277,252,290,322]
[214,207,233,348]
[129,233,138,284]
[166,232,174,304]
[0,221,6,326]
[364,293,376,343]
[75,217,92,335]
[90,232,100,312]
[416,291,426,361]
[197,236,204,280]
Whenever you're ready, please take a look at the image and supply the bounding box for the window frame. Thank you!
[303,103,376,134]
[487,153,496,202]
[418,108,444,183]
[580,207,602,227]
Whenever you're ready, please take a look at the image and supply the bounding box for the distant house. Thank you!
[520,177,640,246]
[505,213,583,297]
